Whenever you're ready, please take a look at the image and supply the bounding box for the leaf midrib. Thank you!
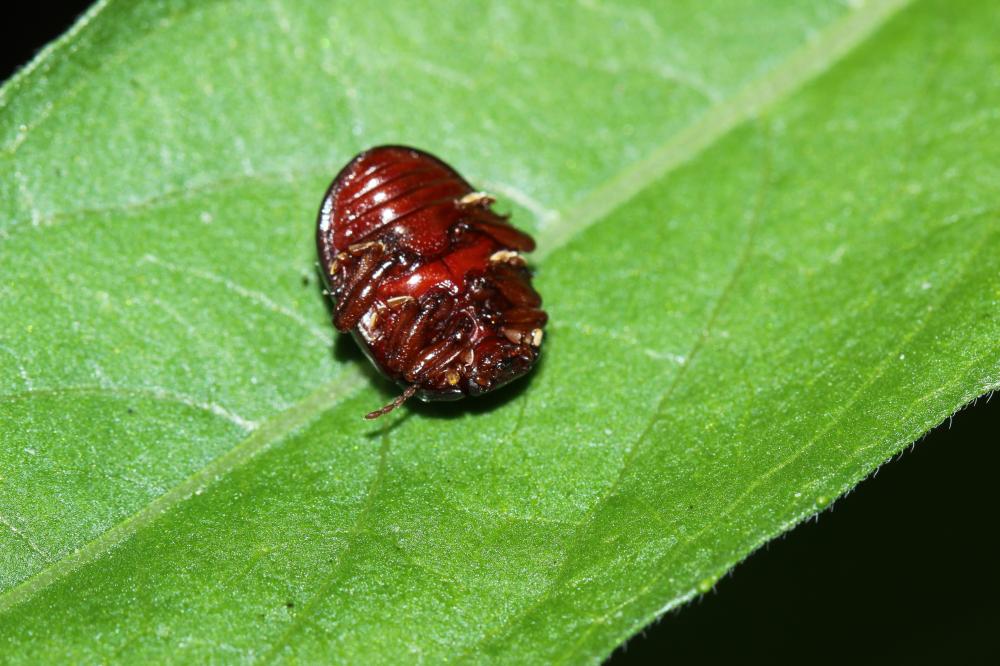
[0,371,366,614]
[450,0,915,658]
[555,221,1000,665]
[0,0,911,624]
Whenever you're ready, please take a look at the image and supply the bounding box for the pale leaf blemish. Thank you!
[0,513,48,558]
[643,349,687,365]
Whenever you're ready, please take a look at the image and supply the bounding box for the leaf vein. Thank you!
[2,1,200,155]
[534,0,911,260]
[259,427,395,663]
[0,514,48,559]
[0,384,256,431]
[0,371,366,615]
[456,122,772,662]
[562,222,999,662]
[140,253,331,347]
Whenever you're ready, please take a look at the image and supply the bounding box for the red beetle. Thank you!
[316,146,547,419]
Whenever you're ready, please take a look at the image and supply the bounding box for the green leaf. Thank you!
[1,0,998,662]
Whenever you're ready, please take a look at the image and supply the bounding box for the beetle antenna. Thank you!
[365,385,418,420]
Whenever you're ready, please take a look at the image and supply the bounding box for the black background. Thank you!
[4,4,998,665]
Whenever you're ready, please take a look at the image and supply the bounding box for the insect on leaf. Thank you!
[1,0,998,663]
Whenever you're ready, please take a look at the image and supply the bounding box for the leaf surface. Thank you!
[1,0,998,662]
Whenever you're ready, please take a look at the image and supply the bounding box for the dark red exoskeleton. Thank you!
[316,146,547,419]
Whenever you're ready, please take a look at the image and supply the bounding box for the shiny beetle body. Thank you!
[316,146,547,418]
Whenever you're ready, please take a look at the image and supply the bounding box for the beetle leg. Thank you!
[334,244,381,300]
[491,263,543,309]
[336,256,396,330]
[391,295,453,373]
[457,191,496,208]
[333,243,391,330]
[503,307,548,327]
[384,298,420,372]
[365,385,417,420]
[467,208,536,252]
[489,249,525,266]
[404,337,464,384]
[500,326,544,348]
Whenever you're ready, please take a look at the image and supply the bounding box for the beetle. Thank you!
[316,145,547,419]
